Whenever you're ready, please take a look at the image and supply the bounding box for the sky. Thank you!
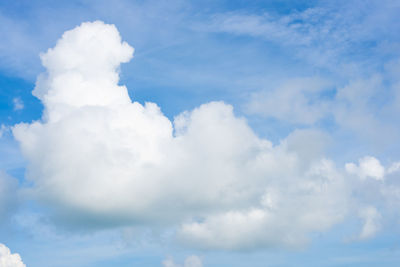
[1,0,400,266]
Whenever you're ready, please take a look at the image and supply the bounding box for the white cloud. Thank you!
[245,70,397,147]
[202,9,341,70]
[179,159,347,250]
[211,5,400,148]
[357,206,381,240]
[162,255,203,267]
[387,161,400,174]
[204,1,400,72]
[12,97,24,111]
[345,156,385,180]
[12,21,396,250]
[0,244,25,267]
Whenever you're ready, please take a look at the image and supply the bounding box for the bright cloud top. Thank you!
[11,21,398,250]
[0,244,25,267]
[345,156,385,180]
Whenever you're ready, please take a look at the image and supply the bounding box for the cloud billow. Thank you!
[0,244,25,267]
[12,21,396,250]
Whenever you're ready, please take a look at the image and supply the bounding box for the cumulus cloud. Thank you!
[162,255,203,267]
[12,21,394,250]
[179,159,347,250]
[0,244,25,267]
[345,156,385,180]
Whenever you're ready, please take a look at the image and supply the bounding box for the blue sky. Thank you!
[1,0,400,266]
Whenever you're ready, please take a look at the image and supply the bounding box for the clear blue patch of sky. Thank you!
[0,74,41,125]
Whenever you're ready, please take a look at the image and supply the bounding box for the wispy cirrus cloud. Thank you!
[202,0,400,73]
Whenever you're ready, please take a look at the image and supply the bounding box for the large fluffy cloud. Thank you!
[0,244,25,267]
[178,158,347,249]
[12,21,397,250]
